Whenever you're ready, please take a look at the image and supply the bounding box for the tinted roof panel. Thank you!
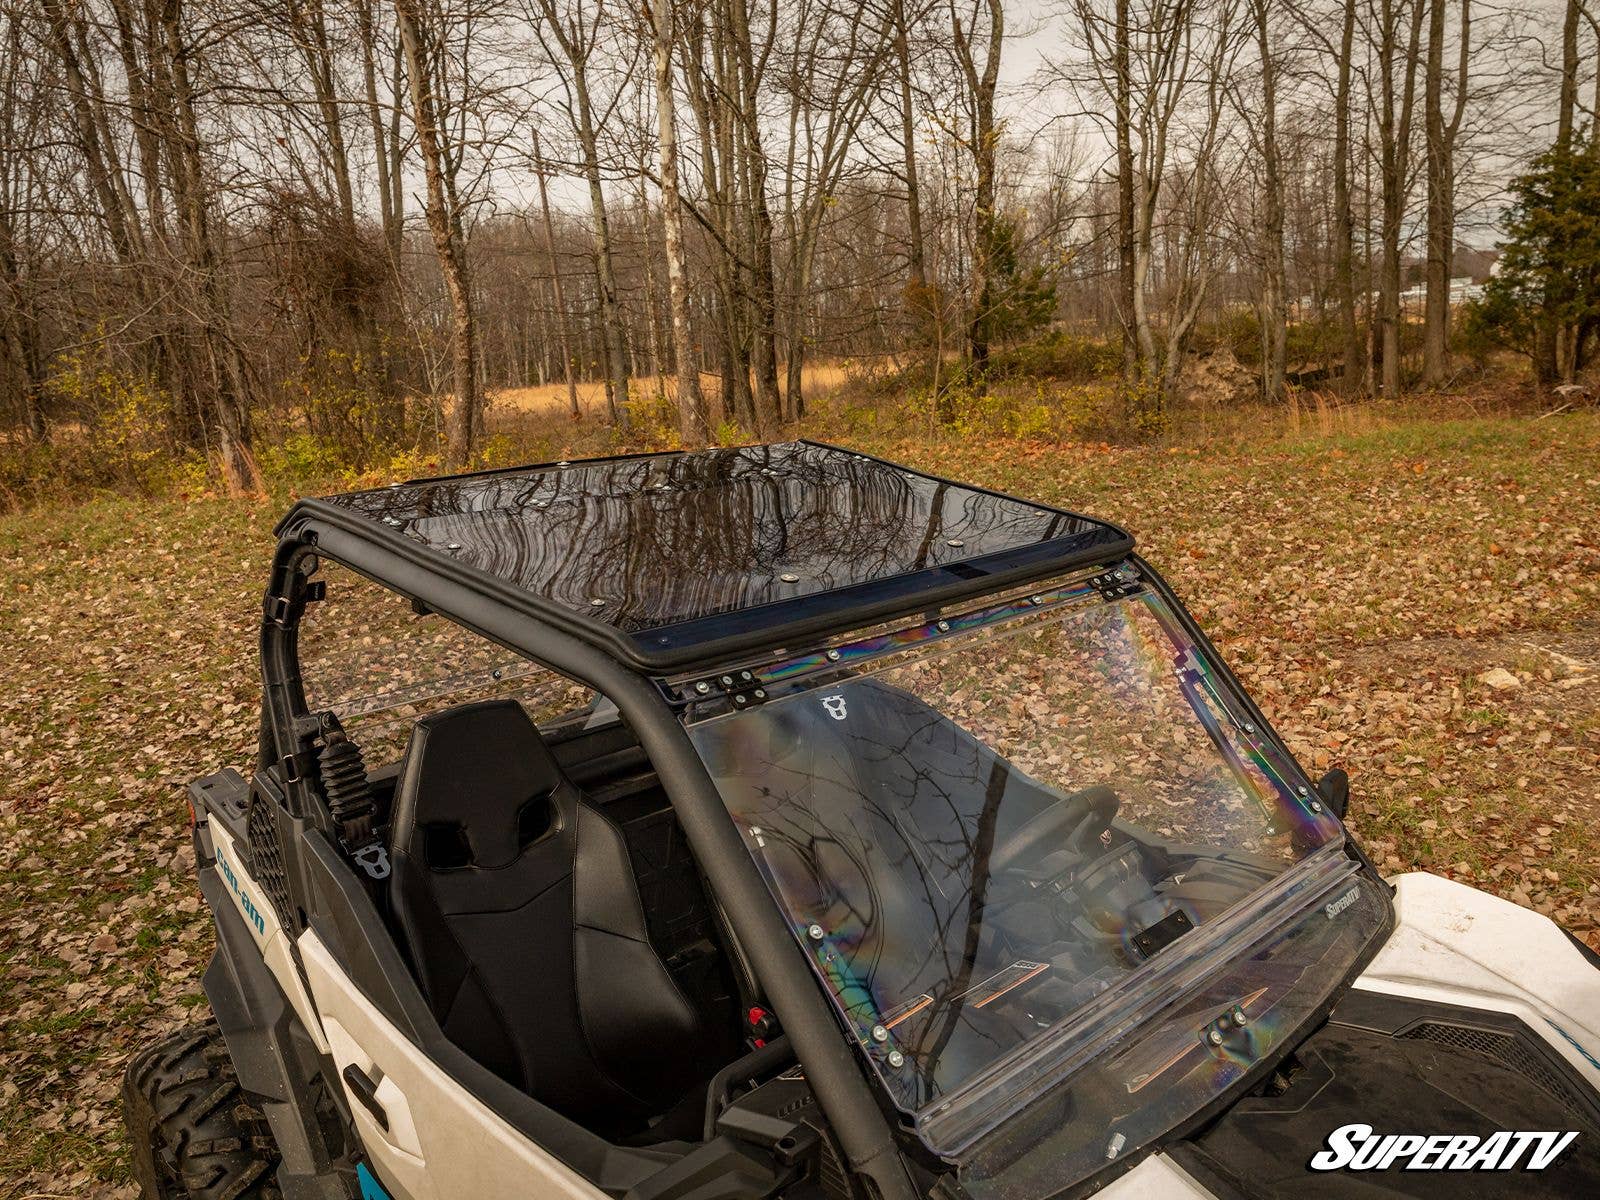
[320,442,1128,657]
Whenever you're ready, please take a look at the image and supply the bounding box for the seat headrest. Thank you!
[393,699,567,870]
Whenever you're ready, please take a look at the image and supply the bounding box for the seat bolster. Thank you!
[574,802,658,940]
[573,804,704,1097]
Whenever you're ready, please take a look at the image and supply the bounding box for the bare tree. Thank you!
[642,0,708,440]
[395,0,481,464]
[1421,0,1468,384]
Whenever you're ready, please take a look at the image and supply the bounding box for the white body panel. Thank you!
[1093,1153,1218,1198]
[1352,872,1600,1087]
[207,819,329,1056]
[298,929,607,1200]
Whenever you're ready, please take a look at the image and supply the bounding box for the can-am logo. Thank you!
[1309,1123,1579,1172]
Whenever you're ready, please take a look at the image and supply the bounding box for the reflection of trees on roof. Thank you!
[326,443,1098,633]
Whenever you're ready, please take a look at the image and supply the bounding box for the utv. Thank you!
[123,441,1600,1200]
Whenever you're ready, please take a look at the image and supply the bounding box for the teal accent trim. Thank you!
[357,1162,391,1200]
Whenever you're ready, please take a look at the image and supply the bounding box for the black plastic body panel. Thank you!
[198,847,353,1199]
[1178,989,1600,1198]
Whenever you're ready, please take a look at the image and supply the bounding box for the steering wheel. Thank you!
[990,784,1120,874]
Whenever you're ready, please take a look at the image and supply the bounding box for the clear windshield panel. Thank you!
[687,585,1344,1142]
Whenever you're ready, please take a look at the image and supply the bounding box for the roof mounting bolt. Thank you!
[870,1025,889,1043]
[826,649,842,662]
[936,620,951,632]
[779,573,800,583]
[1310,799,1324,813]
[1296,785,1310,796]
[739,670,754,681]
[446,542,462,551]
[1232,1008,1248,1027]
[1242,722,1256,734]
[720,675,735,687]
[1207,1029,1225,1046]
[589,597,606,607]
[694,681,711,695]
[734,694,749,707]
[389,482,402,488]
[1106,1133,1125,1160]
[807,923,826,941]
[1030,595,1045,606]
[753,688,767,700]
[946,538,965,548]
[887,1049,906,1068]
[557,461,570,468]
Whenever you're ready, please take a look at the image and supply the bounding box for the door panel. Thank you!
[299,930,606,1200]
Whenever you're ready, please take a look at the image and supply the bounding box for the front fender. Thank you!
[1353,872,1600,1085]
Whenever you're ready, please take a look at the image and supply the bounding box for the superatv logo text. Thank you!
[1309,1123,1578,1172]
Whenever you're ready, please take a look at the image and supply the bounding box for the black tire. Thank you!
[122,1020,283,1200]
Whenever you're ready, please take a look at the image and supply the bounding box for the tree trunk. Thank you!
[1254,0,1286,403]
[533,130,581,420]
[644,0,709,441]
[1376,0,1424,398]
[1333,0,1363,393]
[893,0,926,287]
[567,62,633,427]
[396,0,481,465]
[1114,0,1138,382]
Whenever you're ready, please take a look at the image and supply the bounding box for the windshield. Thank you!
[685,569,1350,1150]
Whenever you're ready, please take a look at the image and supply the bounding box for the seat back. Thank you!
[387,699,706,1131]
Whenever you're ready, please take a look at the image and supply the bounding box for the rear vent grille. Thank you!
[247,799,295,928]
[1400,1022,1588,1114]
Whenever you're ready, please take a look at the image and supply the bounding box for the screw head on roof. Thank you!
[694,681,711,695]
[446,542,461,551]
[1207,1029,1224,1046]
[589,597,606,607]
[1310,800,1324,813]
[826,649,841,662]
[936,620,951,632]
[1242,722,1256,734]
[557,461,570,468]
[946,538,965,548]
[1296,785,1310,796]
[1030,595,1045,606]
[389,482,402,488]
[887,1049,905,1068]
[1232,1008,1248,1027]
[807,923,825,941]
[779,573,799,583]
[871,1025,889,1043]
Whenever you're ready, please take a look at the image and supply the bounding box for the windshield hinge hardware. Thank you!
[1090,567,1142,601]
[730,687,769,710]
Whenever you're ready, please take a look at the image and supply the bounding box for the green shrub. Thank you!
[990,330,1120,382]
